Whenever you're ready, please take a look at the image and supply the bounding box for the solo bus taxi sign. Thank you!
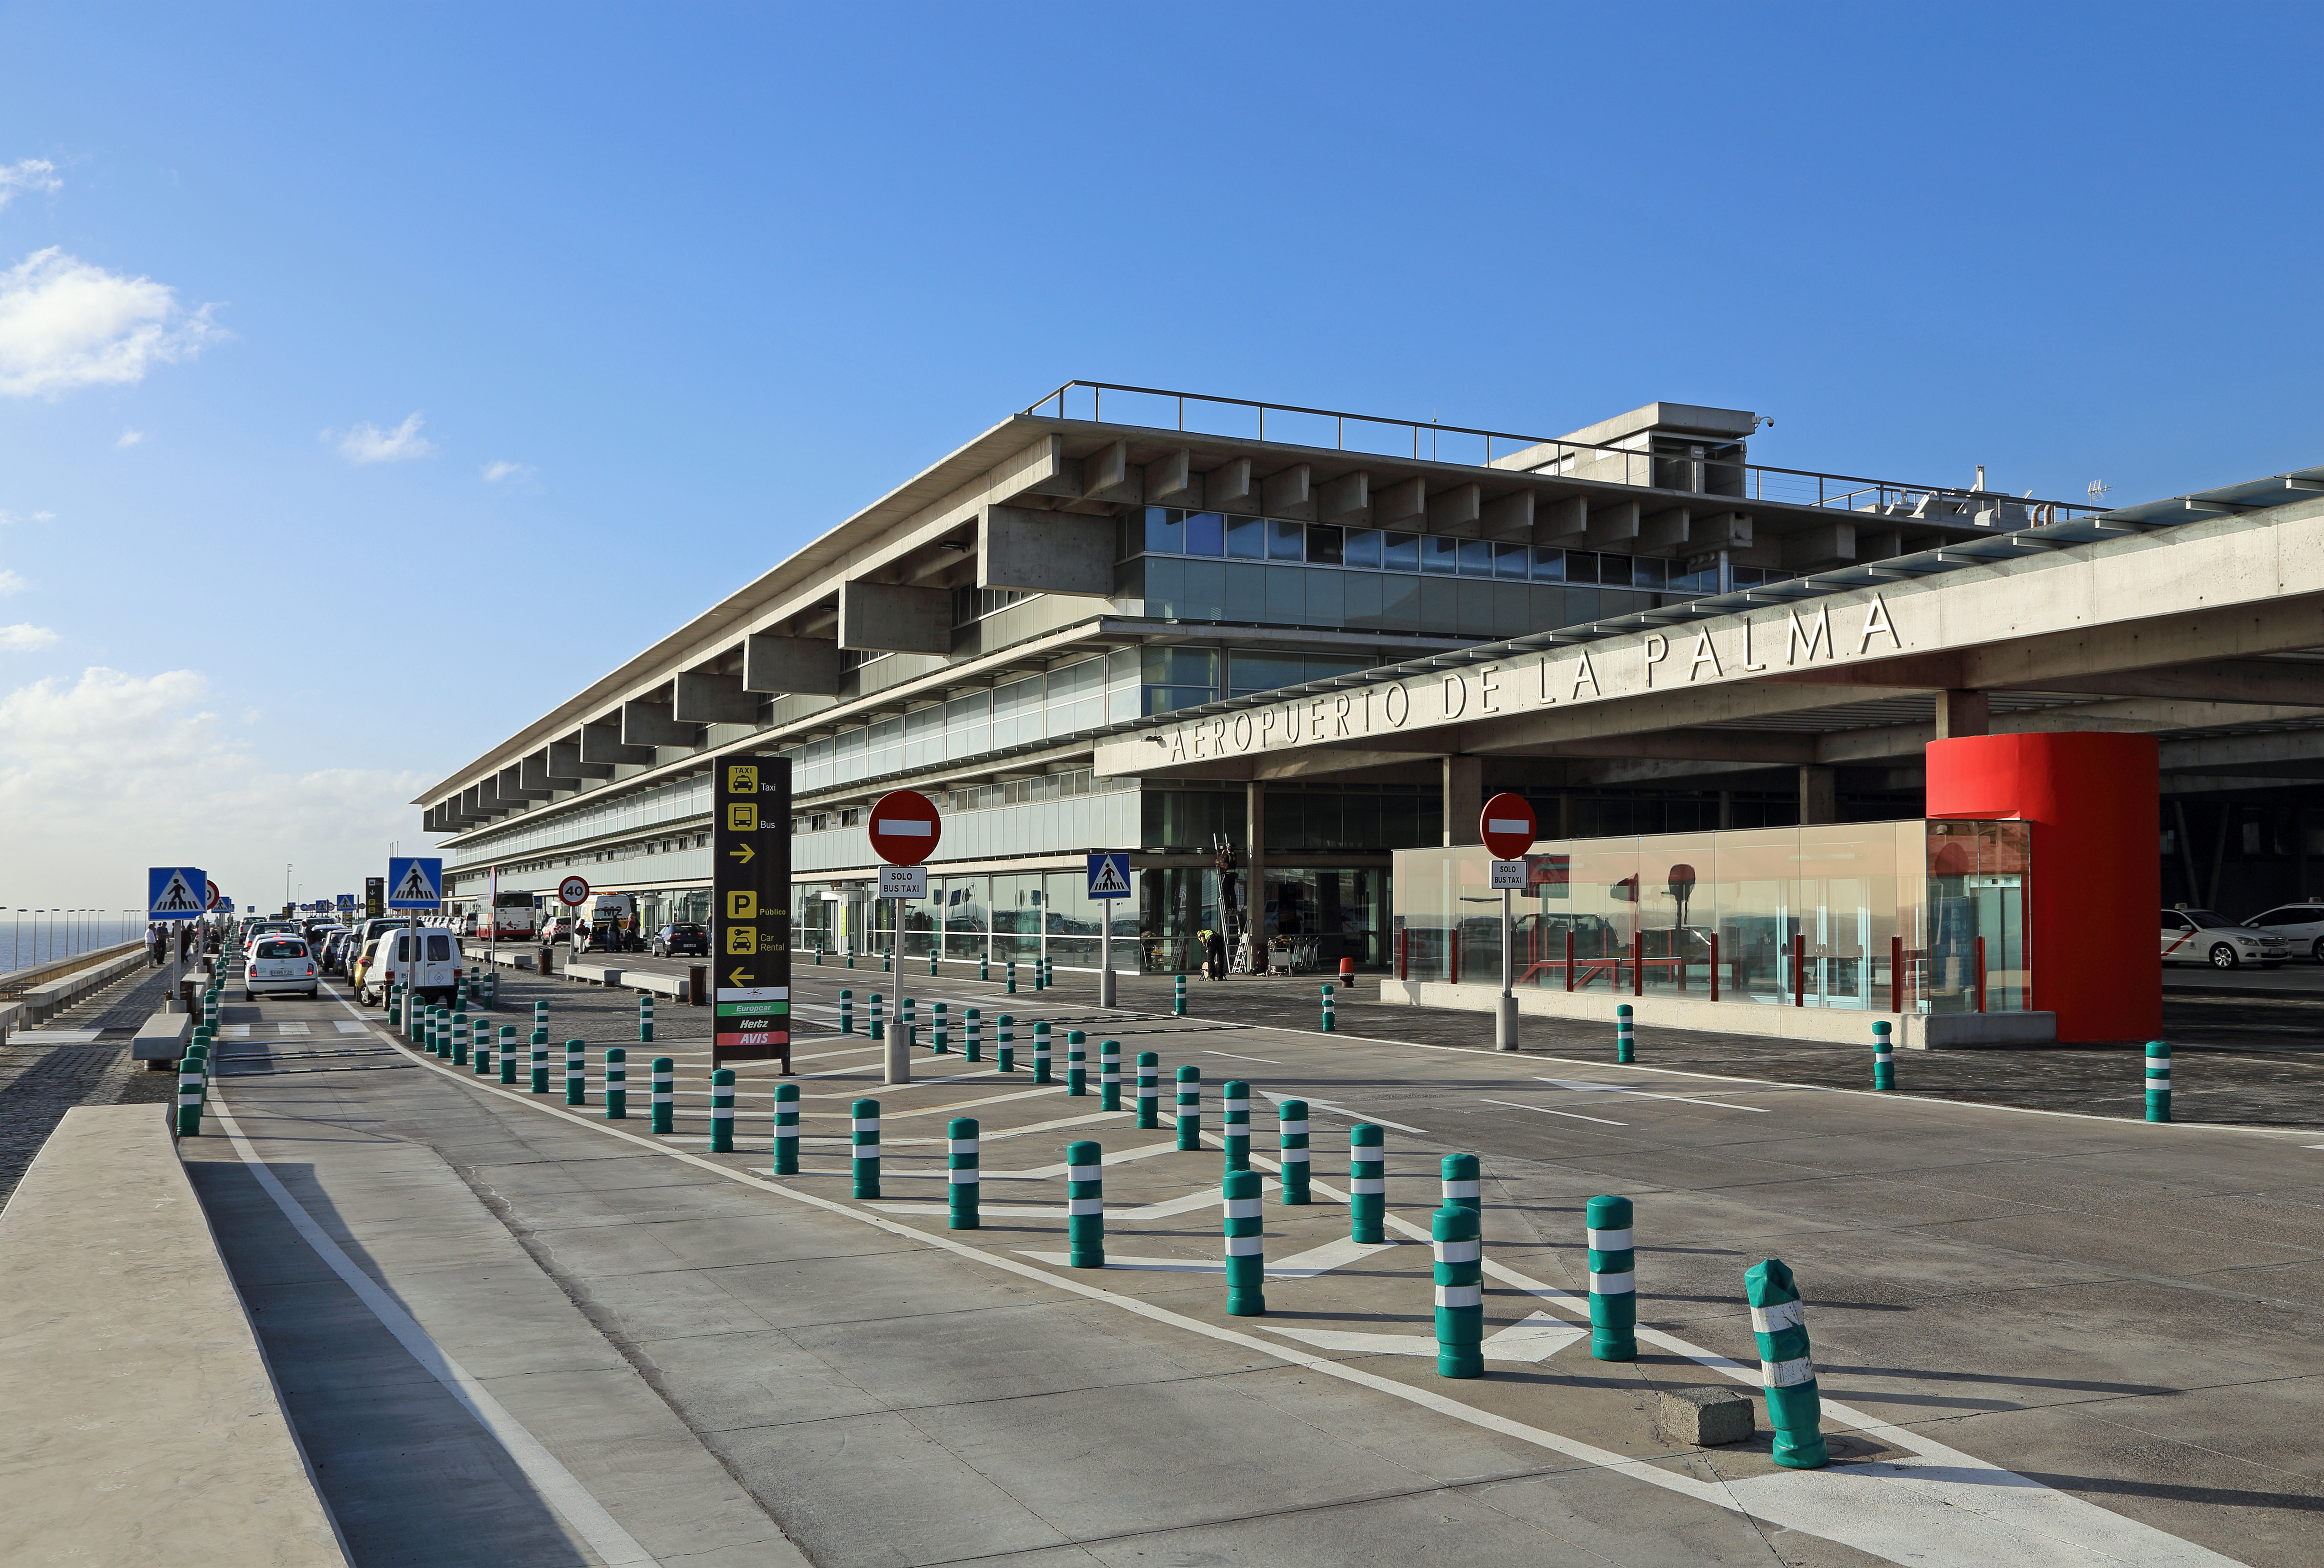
[712,754,793,1072]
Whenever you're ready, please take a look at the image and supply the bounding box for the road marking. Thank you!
[1204,1049,1284,1064]
[332,1020,367,1033]
[1258,1313,1584,1362]
[1480,1096,1627,1127]
[1259,1090,1432,1136]
[275,1021,311,1036]
[1536,1076,1773,1112]
[206,1095,659,1567]
[1265,1235,1398,1277]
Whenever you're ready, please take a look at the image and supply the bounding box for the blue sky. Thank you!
[4,2,2322,910]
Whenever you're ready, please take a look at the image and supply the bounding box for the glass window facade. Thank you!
[1394,819,2028,1014]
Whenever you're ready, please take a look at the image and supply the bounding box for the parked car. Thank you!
[541,916,573,944]
[2245,903,2324,964]
[2160,908,2291,969]
[650,922,709,957]
[360,925,461,1006]
[575,920,642,954]
[244,936,320,1000]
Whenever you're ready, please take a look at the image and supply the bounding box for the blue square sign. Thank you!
[1085,852,1132,900]
[148,866,206,920]
[386,857,443,909]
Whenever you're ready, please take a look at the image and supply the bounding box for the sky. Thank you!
[4,2,2323,916]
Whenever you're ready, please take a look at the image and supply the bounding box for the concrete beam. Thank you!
[1693,511,1753,549]
[2161,729,2324,774]
[992,434,1078,502]
[581,721,655,768]
[1374,475,1426,528]
[1935,688,1989,738]
[619,700,703,749]
[1583,499,1640,549]
[673,671,760,725]
[1145,448,1198,506]
[1081,440,1141,503]
[1318,469,1370,522]
[2000,658,2324,708]
[838,579,951,654]
[1481,490,1534,543]
[523,749,577,794]
[743,633,842,696]
[979,505,1114,597]
[1539,495,1587,541]
[1425,481,1480,535]
[1640,506,1691,552]
[1206,457,1257,512]
[1782,521,1856,571]
[549,738,611,780]
[1799,765,1837,824]
[498,763,553,802]
[1262,464,1312,520]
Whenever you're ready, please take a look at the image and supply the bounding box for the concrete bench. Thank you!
[0,1105,347,1565]
[131,1008,191,1062]
[625,969,691,1003]
[564,962,623,987]
[14,948,153,1023]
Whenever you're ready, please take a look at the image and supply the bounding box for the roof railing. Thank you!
[1023,379,2101,523]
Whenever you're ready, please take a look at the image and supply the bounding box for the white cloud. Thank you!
[328,411,436,464]
[0,508,54,526]
[0,665,431,905]
[0,247,225,398]
[116,428,144,448]
[0,568,26,595]
[0,159,62,211]
[0,623,58,650]
[481,459,534,484]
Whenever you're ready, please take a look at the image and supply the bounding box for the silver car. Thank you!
[244,936,320,999]
[2246,903,2324,964]
[2159,909,2291,970]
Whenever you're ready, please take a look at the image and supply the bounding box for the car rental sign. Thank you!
[712,753,792,1072]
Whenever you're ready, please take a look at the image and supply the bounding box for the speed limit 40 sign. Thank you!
[558,876,591,907]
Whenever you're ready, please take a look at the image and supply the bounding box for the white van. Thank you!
[357,925,462,1007]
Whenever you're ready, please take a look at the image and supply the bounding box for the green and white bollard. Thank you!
[1176,1065,1201,1150]
[1006,959,1018,995]
[1615,1003,1634,1064]
[651,1057,675,1133]
[473,1032,491,1076]
[1278,1099,1310,1204]
[2146,1040,2172,1122]
[845,948,855,969]
[639,992,654,1044]
[565,1039,587,1104]
[883,951,892,973]
[1066,1030,1086,1097]
[869,992,884,1040]
[772,1081,800,1174]
[1224,1168,1265,1315]
[1350,1124,1385,1243]
[1586,1194,1637,1361]
[533,999,549,1036]
[498,1025,517,1083]
[931,1000,948,1054]
[901,996,916,1043]
[1747,1257,1828,1468]
[604,1047,627,1119]
[839,989,855,1034]
[1174,973,1186,1016]
[996,1014,1014,1072]
[1100,1038,1121,1112]
[1033,957,1045,992]
[1066,1139,1103,1267]
[1320,982,1336,1032]
[452,1012,470,1066]
[175,1056,204,1137]
[979,954,989,982]
[710,1068,735,1153]
[1222,1080,1251,1171]
[964,1007,981,1062]
[388,985,402,1027]
[1441,1152,1480,1215]
[1136,1051,1160,1129]
[1873,1020,1895,1091]
[1432,1202,1484,1377]
[530,1032,549,1093]
[1031,1020,1051,1083]
[948,1117,979,1229]
[928,948,939,977]
[852,1098,881,1199]
[188,1042,211,1107]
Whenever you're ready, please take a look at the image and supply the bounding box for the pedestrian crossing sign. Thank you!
[148,865,206,919]
[386,856,443,909]
[1085,852,1132,900]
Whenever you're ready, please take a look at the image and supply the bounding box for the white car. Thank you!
[2246,903,2324,964]
[360,925,462,1007]
[244,936,320,999]
[2159,909,2291,970]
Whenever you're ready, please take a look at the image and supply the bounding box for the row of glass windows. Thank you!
[1135,507,1788,594]
[448,774,710,867]
[1136,557,1650,646]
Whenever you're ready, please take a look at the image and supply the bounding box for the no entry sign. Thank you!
[1479,793,1538,860]
[868,789,940,866]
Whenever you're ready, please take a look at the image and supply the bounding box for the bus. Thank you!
[491,891,539,941]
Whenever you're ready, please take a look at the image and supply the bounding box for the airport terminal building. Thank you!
[416,383,2324,1039]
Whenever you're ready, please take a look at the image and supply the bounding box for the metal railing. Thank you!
[1024,379,2101,523]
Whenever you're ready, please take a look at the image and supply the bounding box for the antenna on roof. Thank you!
[2087,480,2111,505]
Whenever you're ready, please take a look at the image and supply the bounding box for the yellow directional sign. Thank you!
[726,803,759,832]
[727,764,758,794]
[714,749,789,1069]
[728,966,754,989]
[726,926,757,954]
[728,842,755,864]
[726,890,757,919]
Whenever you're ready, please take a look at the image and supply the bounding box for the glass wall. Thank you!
[1395,819,2028,1014]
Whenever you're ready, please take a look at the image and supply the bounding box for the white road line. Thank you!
[207,1096,659,1567]
[1258,1090,1432,1137]
[1535,1076,1773,1112]
[1203,1049,1284,1064]
[1479,1096,1627,1127]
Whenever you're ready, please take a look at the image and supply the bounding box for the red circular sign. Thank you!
[868,789,941,866]
[205,880,221,910]
[1479,792,1538,860]
[558,876,591,907]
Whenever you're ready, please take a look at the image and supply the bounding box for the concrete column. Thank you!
[1718,790,1734,830]
[1244,782,1267,968]
[1934,689,1990,739]
[1443,757,1482,846]
[1557,791,1575,839]
[1798,766,1837,826]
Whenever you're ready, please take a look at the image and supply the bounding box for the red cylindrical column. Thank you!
[1926,733,2160,1042]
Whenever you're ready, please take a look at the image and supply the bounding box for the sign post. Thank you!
[365,877,385,919]
[1480,794,1538,1052]
[1086,852,1132,1007]
[149,866,205,1010]
[387,856,443,1009]
[868,790,939,1076]
[712,755,792,1074]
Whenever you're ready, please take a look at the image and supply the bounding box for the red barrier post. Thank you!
[1793,933,1806,1007]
